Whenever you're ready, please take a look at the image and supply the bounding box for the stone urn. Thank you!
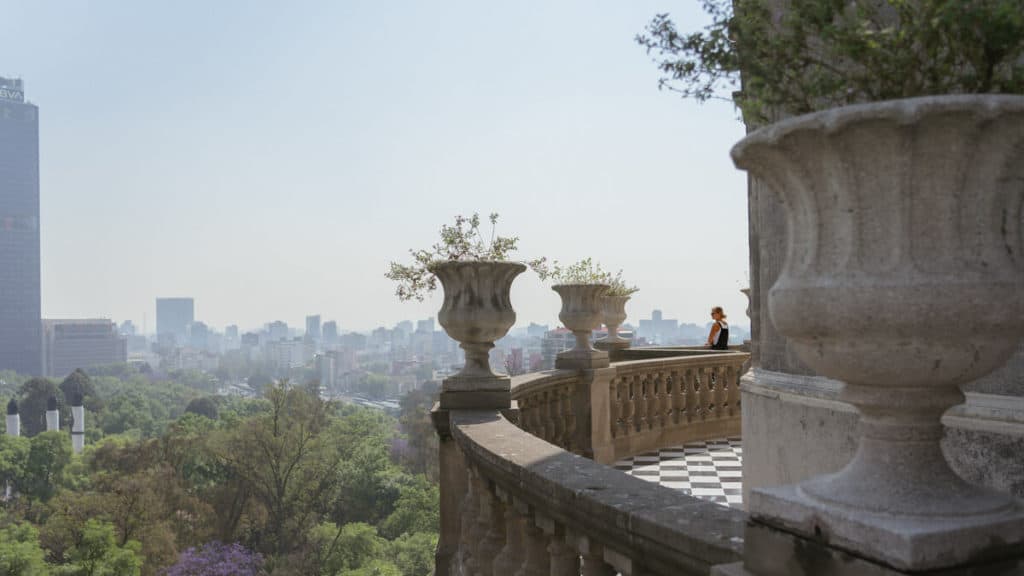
[731,95,1024,570]
[595,295,631,353]
[553,284,610,369]
[432,260,526,409]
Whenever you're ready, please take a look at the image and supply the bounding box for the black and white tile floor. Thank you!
[613,437,744,509]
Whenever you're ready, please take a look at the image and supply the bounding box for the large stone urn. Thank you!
[731,95,1024,571]
[433,261,526,409]
[553,284,610,369]
[595,295,631,353]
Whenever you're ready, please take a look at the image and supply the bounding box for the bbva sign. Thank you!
[0,87,25,102]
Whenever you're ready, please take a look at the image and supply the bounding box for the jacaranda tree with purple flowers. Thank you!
[162,542,263,576]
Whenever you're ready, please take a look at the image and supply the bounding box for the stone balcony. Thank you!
[433,349,752,575]
[433,346,1024,575]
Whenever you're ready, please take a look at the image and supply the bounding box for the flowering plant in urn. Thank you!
[535,258,614,369]
[387,213,545,409]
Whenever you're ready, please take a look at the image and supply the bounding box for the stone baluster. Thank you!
[654,372,668,429]
[639,374,651,430]
[614,378,628,438]
[542,390,556,443]
[667,370,680,425]
[473,474,507,576]
[699,367,712,420]
[457,468,481,570]
[562,386,577,453]
[514,501,549,576]
[536,516,580,576]
[712,366,725,419]
[578,537,617,576]
[627,375,638,434]
[685,369,698,422]
[725,365,740,417]
[492,486,525,575]
[550,389,564,446]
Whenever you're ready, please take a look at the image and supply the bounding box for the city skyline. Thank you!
[3,1,749,333]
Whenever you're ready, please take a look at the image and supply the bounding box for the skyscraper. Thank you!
[305,314,321,341]
[156,298,194,346]
[0,77,41,376]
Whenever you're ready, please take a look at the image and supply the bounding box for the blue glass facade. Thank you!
[0,78,41,376]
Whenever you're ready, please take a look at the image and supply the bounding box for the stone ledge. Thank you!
[450,410,745,575]
[720,521,1024,576]
[750,484,1024,572]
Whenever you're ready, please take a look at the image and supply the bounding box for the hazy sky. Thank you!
[3,1,750,333]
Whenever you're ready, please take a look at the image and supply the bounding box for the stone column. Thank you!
[579,367,616,464]
[432,409,468,576]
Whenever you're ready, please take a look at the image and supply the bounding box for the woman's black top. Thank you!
[712,320,729,350]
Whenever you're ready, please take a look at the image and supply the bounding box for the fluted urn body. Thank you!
[433,261,526,409]
[595,295,631,352]
[553,284,610,369]
[732,95,1024,570]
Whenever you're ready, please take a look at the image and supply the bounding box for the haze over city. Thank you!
[3,1,748,332]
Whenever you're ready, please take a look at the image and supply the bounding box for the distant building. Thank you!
[340,332,367,351]
[0,77,42,376]
[637,309,680,344]
[267,320,288,342]
[416,317,435,334]
[322,321,339,348]
[224,325,240,350]
[156,298,194,346]
[305,315,321,341]
[187,321,210,350]
[541,328,575,370]
[267,338,306,372]
[508,348,524,375]
[316,351,337,388]
[240,332,260,348]
[527,323,549,340]
[42,319,127,378]
[119,320,136,336]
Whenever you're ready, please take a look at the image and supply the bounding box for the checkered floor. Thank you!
[613,437,744,509]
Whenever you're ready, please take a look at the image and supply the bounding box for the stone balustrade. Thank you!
[435,408,745,576]
[512,351,748,464]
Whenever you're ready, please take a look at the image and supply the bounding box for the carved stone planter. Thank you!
[732,95,1024,571]
[433,261,526,409]
[553,284,610,369]
[595,295,631,353]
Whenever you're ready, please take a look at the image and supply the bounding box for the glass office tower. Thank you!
[0,77,41,376]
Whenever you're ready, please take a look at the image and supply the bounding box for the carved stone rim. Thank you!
[731,94,1024,166]
[429,259,527,274]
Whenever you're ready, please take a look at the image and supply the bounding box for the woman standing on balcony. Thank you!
[706,306,729,350]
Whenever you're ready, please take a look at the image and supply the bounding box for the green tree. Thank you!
[215,382,342,556]
[184,397,218,420]
[0,521,49,576]
[379,477,438,540]
[309,522,388,575]
[56,519,142,576]
[636,0,1024,123]
[0,433,30,491]
[388,532,437,576]
[21,431,73,503]
[18,378,59,437]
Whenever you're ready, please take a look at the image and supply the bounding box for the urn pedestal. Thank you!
[731,95,1024,572]
[553,284,610,370]
[433,261,526,410]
